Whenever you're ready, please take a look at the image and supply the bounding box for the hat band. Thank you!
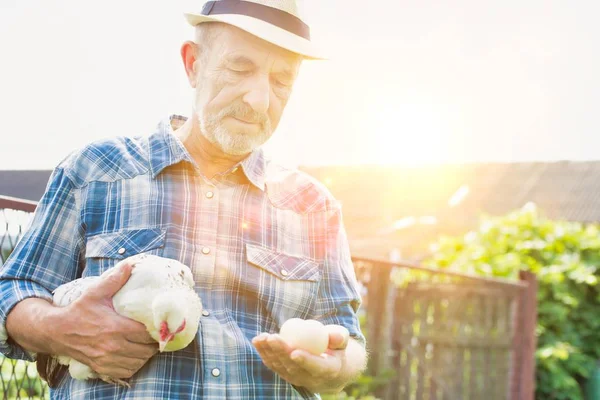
[201,0,310,40]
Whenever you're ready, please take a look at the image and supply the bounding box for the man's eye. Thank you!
[229,68,251,76]
[273,78,291,88]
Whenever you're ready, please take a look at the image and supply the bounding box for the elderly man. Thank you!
[0,0,367,398]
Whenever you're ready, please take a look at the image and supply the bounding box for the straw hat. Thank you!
[184,0,325,60]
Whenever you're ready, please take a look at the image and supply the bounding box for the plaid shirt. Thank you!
[0,115,364,400]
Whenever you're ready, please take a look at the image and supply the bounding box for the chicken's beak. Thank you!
[159,340,167,352]
[159,334,175,352]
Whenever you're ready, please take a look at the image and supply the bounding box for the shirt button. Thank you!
[280,269,289,277]
[202,310,210,317]
[117,247,126,255]
[202,247,211,255]
[206,191,214,199]
[211,368,221,377]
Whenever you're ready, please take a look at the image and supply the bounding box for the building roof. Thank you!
[0,170,52,201]
[301,161,600,258]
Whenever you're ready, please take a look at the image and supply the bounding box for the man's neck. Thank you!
[173,116,247,179]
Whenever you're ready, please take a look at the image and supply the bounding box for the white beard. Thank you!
[197,103,273,156]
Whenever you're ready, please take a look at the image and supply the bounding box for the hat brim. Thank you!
[184,12,326,60]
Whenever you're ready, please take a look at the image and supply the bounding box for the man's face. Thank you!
[192,26,301,156]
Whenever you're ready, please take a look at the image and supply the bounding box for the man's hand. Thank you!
[252,324,362,394]
[48,262,158,379]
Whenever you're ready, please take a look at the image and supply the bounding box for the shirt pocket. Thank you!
[244,243,321,324]
[83,228,166,277]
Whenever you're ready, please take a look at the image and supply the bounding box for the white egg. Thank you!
[325,324,350,345]
[280,318,329,355]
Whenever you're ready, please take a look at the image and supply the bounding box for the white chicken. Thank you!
[37,253,203,388]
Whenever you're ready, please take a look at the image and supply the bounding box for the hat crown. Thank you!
[186,0,324,59]
[213,0,301,19]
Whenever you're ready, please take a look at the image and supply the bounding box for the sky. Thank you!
[1,0,599,170]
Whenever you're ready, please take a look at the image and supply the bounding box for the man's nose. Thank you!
[242,75,270,115]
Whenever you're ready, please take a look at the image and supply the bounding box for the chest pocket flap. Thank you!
[86,228,166,259]
[246,243,320,282]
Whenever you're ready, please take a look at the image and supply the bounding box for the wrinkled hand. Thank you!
[252,325,349,393]
[51,261,158,379]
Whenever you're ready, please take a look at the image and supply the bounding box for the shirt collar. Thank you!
[149,115,266,191]
[239,147,266,191]
[148,115,193,179]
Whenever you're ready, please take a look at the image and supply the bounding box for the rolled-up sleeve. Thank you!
[0,167,84,360]
[314,206,366,346]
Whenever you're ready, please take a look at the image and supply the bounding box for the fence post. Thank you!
[510,271,538,400]
[366,262,393,380]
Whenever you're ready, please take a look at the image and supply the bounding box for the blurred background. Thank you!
[2,1,600,399]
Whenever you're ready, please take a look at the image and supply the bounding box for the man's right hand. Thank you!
[50,262,158,380]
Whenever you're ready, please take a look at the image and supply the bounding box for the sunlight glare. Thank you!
[370,101,451,165]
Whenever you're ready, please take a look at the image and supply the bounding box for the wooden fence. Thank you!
[353,257,537,400]
[0,195,537,400]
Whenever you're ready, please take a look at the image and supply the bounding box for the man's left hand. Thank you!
[252,325,350,393]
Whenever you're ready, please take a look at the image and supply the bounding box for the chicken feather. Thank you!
[37,254,203,388]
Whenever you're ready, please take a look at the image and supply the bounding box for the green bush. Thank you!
[423,203,600,400]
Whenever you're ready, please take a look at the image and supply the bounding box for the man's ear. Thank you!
[181,41,199,88]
